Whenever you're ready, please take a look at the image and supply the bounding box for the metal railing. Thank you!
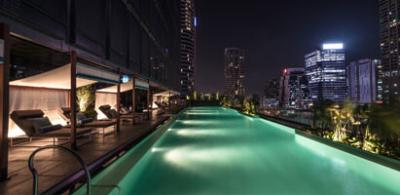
[28,145,92,195]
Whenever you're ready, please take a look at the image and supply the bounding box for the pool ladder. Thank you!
[28,145,121,195]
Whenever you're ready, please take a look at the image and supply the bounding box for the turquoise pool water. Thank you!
[81,107,400,195]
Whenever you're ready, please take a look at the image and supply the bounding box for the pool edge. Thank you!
[44,115,176,195]
[295,130,400,172]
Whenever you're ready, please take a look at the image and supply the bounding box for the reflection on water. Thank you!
[112,107,400,195]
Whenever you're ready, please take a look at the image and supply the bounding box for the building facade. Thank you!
[0,0,182,181]
[224,48,245,98]
[179,0,196,97]
[279,68,309,109]
[262,78,280,109]
[305,43,347,103]
[379,0,400,104]
[347,59,383,104]
[264,78,280,99]
[347,61,360,102]
[0,0,181,90]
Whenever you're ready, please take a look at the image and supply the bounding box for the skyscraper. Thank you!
[279,68,309,109]
[179,0,196,97]
[379,0,400,104]
[347,61,360,102]
[347,59,383,104]
[262,78,280,109]
[305,43,346,103]
[224,48,245,98]
[264,78,280,99]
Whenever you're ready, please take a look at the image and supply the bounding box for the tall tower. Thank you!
[179,0,196,97]
[347,59,383,104]
[379,0,400,104]
[279,68,308,109]
[224,48,245,98]
[305,43,347,103]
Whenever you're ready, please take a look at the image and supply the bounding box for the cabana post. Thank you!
[116,69,121,132]
[0,23,10,181]
[70,51,78,150]
[147,80,151,120]
[132,75,136,114]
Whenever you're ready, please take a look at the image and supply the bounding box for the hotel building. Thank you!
[379,0,400,104]
[0,0,181,182]
[224,48,245,98]
[179,0,196,97]
[279,68,309,109]
[347,59,383,104]
[305,43,347,103]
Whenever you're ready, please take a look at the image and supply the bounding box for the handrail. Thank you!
[28,145,92,195]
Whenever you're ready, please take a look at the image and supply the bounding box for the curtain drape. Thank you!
[95,93,117,119]
[9,87,69,137]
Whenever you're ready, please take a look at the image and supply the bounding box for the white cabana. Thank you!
[96,78,149,93]
[95,78,150,119]
[95,79,177,114]
[8,63,120,137]
[11,64,97,89]
[152,90,180,108]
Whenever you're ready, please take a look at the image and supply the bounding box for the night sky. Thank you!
[195,0,380,95]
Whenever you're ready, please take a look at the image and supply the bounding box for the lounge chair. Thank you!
[10,110,93,146]
[120,105,148,120]
[58,107,117,136]
[154,102,167,116]
[98,105,145,124]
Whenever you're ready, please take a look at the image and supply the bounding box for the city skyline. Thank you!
[0,1,399,194]
[195,0,380,95]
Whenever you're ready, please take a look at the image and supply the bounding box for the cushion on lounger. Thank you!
[81,117,93,124]
[10,110,47,136]
[13,110,45,119]
[38,124,63,133]
[99,105,113,119]
[30,117,53,133]
[76,113,93,124]
[59,107,81,120]
[121,107,130,115]
[109,109,119,119]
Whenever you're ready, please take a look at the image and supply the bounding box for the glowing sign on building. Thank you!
[322,43,344,50]
[194,17,198,27]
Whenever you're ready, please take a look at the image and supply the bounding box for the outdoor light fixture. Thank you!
[194,16,198,27]
[121,75,130,83]
[322,43,344,50]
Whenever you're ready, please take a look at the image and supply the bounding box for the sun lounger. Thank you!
[58,107,117,136]
[10,110,93,146]
[98,105,145,124]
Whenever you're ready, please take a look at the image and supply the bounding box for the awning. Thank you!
[149,80,168,91]
[153,90,180,97]
[97,78,149,93]
[10,63,120,89]
[135,79,150,90]
[77,62,120,84]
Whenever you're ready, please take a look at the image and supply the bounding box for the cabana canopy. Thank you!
[8,62,120,137]
[97,78,149,93]
[10,63,120,89]
[153,90,180,97]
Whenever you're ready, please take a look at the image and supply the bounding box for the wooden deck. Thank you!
[0,114,171,195]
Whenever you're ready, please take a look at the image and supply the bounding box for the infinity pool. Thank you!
[80,107,400,195]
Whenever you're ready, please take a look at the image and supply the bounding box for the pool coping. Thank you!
[256,112,400,172]
[47,107,400,194]
[43,116,173,194]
